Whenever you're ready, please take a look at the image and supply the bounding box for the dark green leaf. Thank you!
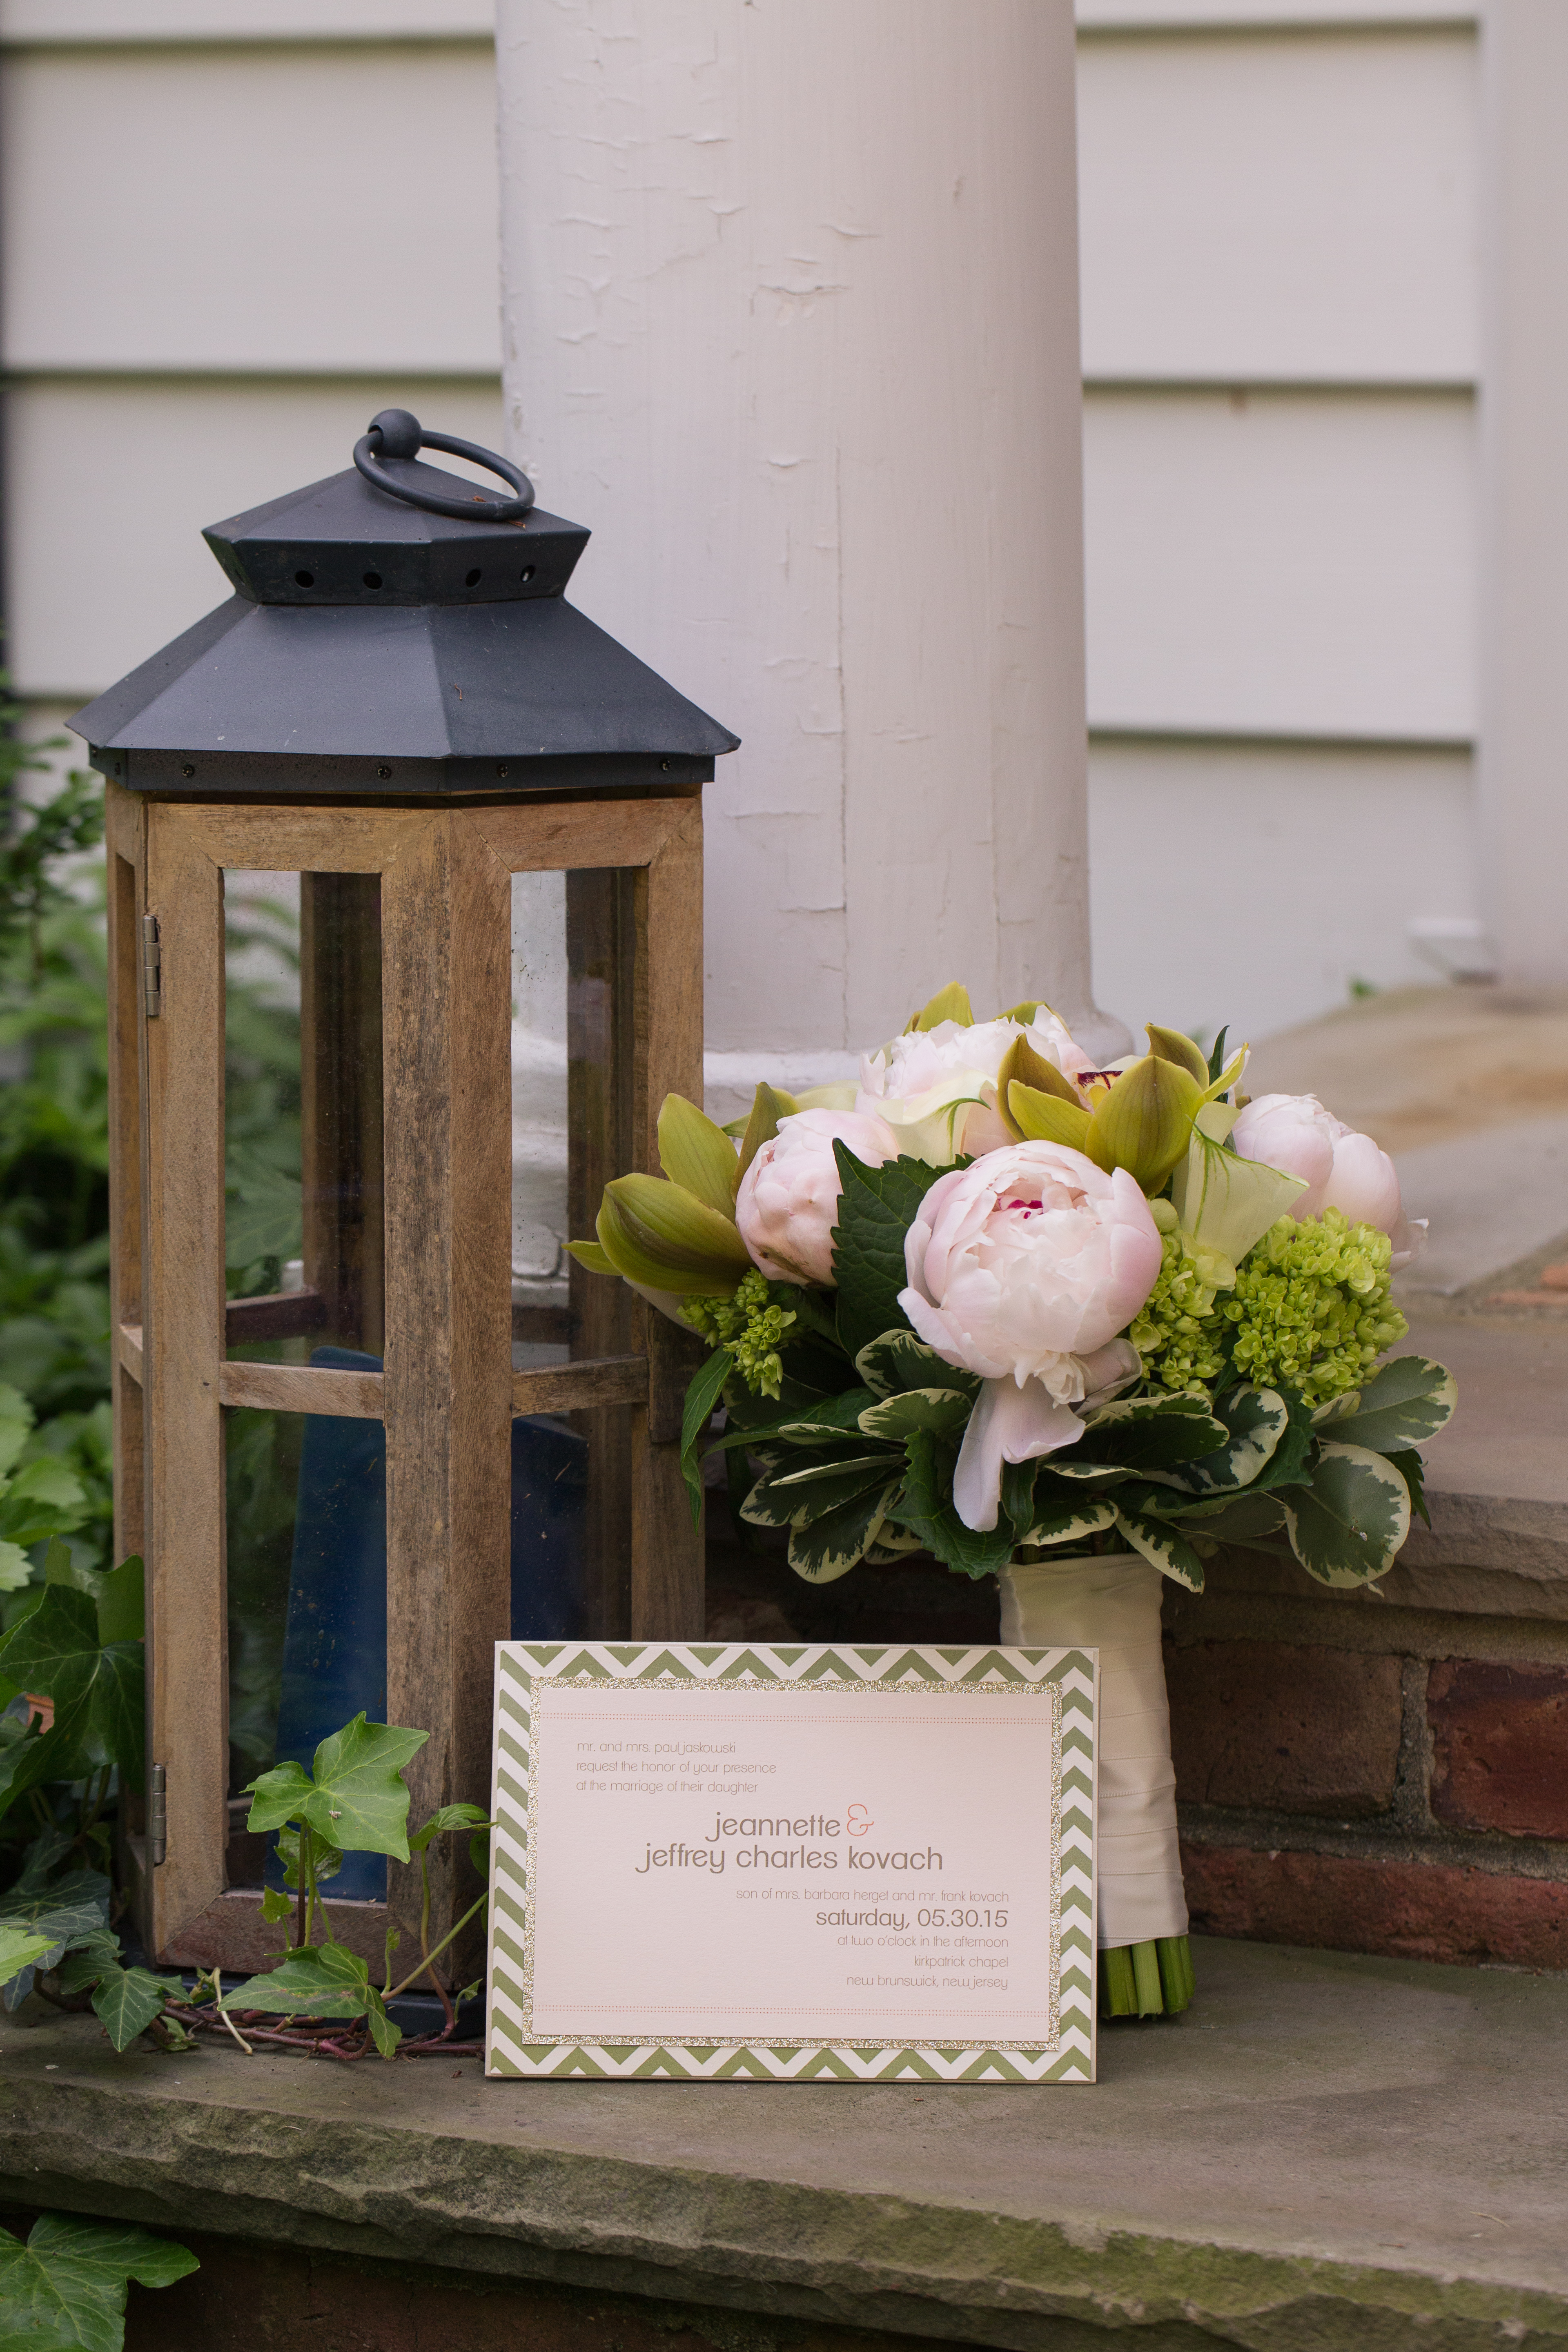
[364,1990,402,2058]
[1385,1447,1430,1528]
[1206,1026,1230,1085]
[884,1430,1019,1581]
[1177,1490,1287,1544]
[1281,1440,1411,1587]
[272,1823,343,1890]
[95,1556,144,1646]
[1078,1395,1230,1471]
[830,1149,951,1362]
[221,1942,372,2020]
[0,1584,144,1782]
[1327,1355,1457,1454]
[678,1345,732,1529]
[0,2213,198,2352]
[91,1963,175,2052]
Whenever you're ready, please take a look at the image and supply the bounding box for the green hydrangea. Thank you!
[1129,1229,1229,1393]
[681,1268,797,1400]
[1220,1209,1408,1406]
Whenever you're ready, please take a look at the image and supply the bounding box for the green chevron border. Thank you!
[485,1643,1096,2085]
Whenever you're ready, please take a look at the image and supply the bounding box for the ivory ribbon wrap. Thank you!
[999,1557,1188,1950]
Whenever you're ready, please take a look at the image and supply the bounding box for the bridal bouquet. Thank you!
[570,985,1455,2019]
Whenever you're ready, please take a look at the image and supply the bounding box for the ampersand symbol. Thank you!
[846,1804,873,1836]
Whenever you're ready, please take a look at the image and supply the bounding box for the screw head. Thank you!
[376,764,392,781]
[181,763,195,779]
[496,762,508,778]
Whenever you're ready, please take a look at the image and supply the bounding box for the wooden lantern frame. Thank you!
[106,781,705,1970]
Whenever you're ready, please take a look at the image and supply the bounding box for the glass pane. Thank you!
[223,870,388,1893]
[509,866,637,1637]
[223,869,384,1361]
[225,1400,388,1896]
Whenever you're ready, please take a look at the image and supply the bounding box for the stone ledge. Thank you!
[2,1940,1566,2351]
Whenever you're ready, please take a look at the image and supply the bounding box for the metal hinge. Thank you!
[141,914,162,1018]
[148,1762,167,1866]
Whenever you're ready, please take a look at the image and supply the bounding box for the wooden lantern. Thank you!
[71,412,737,1971]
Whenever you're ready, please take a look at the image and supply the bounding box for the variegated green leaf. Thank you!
[787,1482,900,1584]
[857,1387,972,1441]
[1176,1490,1287,1540]
[854,1330,978,1401]
[1114,1509,1206,1591]
[1017,1499,1117,1550]
[1282,1440,1410,1586]
[1157,1385,1288,1497]
[771,1454,899,1489]
[1327,1355,1457,1455]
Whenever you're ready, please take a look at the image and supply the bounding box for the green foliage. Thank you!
[244,1713,429,1862]
[829,1146,952,1361]
[1221,1209,1408,1407]
[0,2213,198,2352]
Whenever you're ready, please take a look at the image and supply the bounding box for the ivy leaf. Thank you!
[220,1941,372,2020]
[1327,1355,1457,1454]
[0,1586,144,1785]
[272,1823,343,1890]
[364,1989,402,2059]
[0,1921,56,1990]
[678,1345,732,1530]
[830,1149,951,1363]
[90,1963,177,2053]
[0,2214,198,2352]
[242,1759,316,1836]
[259,1887,293,1924]
[299,1716,429,1862]
[0,1457,88,1548]
[0,1382,33,1479]
[1281,1440,1411,1587]
[409,1802,490,1855]
[225,1142,304,1269]
[95,1556,145,1647]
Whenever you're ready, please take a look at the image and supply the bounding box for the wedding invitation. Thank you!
[485,1641,1097,2084]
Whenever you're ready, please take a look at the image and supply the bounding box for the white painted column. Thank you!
[1477,0,1568,990]
[494,0,1120,1109]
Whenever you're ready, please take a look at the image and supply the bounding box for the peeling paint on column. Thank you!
[496,0,1121,1113]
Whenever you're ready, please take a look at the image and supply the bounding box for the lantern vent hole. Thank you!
[466,568,482,587]
[520,566,535,583]
[363,571,383,590]
[294,569,314,588]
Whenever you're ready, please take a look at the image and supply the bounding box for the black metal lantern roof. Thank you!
[69,410,739,797]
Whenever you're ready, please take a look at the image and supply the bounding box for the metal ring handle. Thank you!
[352,408,536,523]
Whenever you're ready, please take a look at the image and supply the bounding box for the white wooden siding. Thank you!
[1084,390,1477,741]
[1078,29,1479,383]
[7,376,505,698]
[1089,739,1476,1038]
[0,2,494,38]
[1,46,500,375]
[1077,1,1482,1031]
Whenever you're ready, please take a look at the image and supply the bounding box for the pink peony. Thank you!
[898,1141,1163,1529]
[735,1109,900,1286]
[1232,1092,1422,1265]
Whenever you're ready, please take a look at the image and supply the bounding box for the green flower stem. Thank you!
[1100,1936,1194,2019]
